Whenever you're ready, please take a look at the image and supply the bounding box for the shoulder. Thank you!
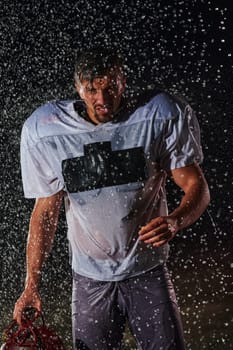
[21,99,76,147]
[146,92,187,121]
[125,91,185,125]
[23,99,76,128]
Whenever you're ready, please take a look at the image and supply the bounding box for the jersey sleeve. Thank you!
[20,118,64,198]
[156,97,203,171]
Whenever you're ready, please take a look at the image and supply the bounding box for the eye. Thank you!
[86,87,97,95]
[107,87,115,95]
[107,83,118,95]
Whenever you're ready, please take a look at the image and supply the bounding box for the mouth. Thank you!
[95,105,112,115]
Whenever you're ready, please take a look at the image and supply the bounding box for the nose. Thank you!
[95,90,109,105]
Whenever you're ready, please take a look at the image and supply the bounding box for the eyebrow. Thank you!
[85,79,117,90]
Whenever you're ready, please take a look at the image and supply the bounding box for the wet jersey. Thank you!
[21,92,203,281]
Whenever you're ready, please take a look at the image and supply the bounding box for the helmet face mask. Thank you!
[1,309,65,350]
[1,346,41,349]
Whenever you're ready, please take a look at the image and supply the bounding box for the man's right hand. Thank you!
[13,287,42,326]
[13,192,63,326]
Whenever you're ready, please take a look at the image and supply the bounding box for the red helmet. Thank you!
[1,309,65,350]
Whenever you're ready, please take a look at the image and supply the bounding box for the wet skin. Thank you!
[76,73,126,125]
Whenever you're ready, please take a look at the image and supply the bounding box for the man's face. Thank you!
[76,72,126,124]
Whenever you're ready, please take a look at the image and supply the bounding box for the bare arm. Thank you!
[139,163,210,247]
[13,190,64,324]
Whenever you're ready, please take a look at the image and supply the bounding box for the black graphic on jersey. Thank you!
[62,142,148,193]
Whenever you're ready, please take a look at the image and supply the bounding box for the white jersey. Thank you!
[21,92,203,281]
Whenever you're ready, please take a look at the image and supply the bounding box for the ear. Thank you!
[118,75,126,94]
[75,83,85,99]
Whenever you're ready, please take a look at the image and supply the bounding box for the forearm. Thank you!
[25,212,57,289]
[168,176,210,230]
[14,192,63,324]
[139,165,210,247]
[25,220,55,289]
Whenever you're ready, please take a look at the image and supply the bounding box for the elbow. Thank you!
[203,180,211,209]
[207,188,211,207]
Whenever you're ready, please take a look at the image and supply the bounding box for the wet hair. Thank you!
[74,47,124,85]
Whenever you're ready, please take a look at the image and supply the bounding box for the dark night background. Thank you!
[0,0,232,349]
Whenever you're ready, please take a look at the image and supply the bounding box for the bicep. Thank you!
[32,190,64,221]
[169,163,207,193]
[27,191,64,252]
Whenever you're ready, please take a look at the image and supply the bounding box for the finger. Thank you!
[139,217,166,234]
[34,299,42,314]
[139,224,168,240]
[13,297,41,326]
[34,306,41,318]
[144,230,172,244]
[153,239,168,247]
[13,304,24,326]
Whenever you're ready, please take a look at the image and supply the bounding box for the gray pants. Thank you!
[72,264,185,350]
